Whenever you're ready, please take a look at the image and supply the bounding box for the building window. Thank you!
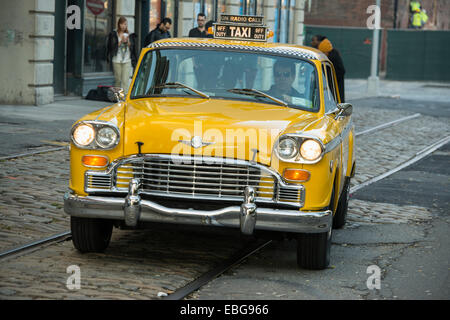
[165,0,176,22]
[164,0,178,36]
[150,0,179,36]
[192,0,215,26]
[274,0,293,43]
[83,0,113,73]
[218,0,226,15]
[274,0,281,42]
[256,0,263,15]
[204,0,215,20]
[149,0,162,31]
[279,0,289,43]
[241,0,257,15]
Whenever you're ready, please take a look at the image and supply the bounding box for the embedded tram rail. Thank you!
[1,113,447,300]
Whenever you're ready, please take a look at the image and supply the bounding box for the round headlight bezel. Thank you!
[299,139,323,162]
[72,123,95,147]
[276,137,299,161]
[275,134,324,164]
[71,121,120,150]
[96,126,119,149]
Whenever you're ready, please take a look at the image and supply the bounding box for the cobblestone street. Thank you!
[0,96,449,299]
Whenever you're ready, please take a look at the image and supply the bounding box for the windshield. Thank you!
[131,48,319,111]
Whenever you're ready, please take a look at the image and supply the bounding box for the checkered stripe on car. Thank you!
[148,41,316,60]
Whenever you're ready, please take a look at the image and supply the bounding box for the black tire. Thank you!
[333,177,351,229]
[71,216,113,253]
[296,183,335,270]
[296,231,332,270]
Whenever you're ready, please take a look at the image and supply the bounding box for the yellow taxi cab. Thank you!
[64,15,355,270]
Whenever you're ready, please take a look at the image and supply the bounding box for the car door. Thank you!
[322,62,351,191]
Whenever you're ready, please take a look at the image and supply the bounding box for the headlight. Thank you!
[277,137,298,160]
[300,139,322,161]
[71,121,120,149]
[96,126,118,148]
[72,124,95,146]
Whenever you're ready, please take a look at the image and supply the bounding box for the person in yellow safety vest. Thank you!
[412,11,422,28]
[410,0,421,13]
[412,9,428,29]
[420,9,429,27]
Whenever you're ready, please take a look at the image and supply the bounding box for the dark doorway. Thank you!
[54,0,67,95]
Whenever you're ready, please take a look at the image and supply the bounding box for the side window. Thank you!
[325,64,338,103]
[322,64,336,113]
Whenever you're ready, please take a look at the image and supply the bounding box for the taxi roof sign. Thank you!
[213,14,268,42]
[219,14,264,25]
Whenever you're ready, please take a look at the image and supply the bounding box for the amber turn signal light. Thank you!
[82,155,109,168]
[283,169,310,182]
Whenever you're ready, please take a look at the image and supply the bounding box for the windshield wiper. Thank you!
[227,88,288,107]
[155,82,210,99]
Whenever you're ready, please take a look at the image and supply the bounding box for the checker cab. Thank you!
[64,16,355,270]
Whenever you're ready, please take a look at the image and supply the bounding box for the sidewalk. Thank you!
[0,98,110,157]
[346,79,450,102]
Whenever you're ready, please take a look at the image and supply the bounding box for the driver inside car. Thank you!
[266,60,303,104]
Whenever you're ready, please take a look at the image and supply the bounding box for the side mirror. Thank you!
[107,87,125,103]
[335,103,352,119]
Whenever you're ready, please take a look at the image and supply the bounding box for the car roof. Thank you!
[146,37,330,62]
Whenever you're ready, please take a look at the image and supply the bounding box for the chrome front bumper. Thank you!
[64,181,332,234]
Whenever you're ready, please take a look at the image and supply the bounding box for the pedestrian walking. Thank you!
[311,35,346,103]
[106,16,137,91]
[188,13,208,38]
[144,18,172,46]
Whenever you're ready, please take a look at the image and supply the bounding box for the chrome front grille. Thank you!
[85,173,111,190]
[114,156,276,201]
[277,186,302,203]
[84,155,304,207]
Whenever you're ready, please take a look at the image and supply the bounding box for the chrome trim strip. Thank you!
[64,192,332,234]
[324,119,353,154]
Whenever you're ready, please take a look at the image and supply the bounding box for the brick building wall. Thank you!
[304,0,449,30]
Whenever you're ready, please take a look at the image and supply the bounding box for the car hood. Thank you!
[123,98,319,165]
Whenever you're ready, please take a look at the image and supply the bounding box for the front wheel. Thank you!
[71,216,113,253]
[296,182,335,270]
[333,177,351,229]
[296,230,332,270]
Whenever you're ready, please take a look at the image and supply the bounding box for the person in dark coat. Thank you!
[188,13,208,38]
[144,18,172,47]
[311,35,346,102]
[205,20,214,38]
[106,27,138,69]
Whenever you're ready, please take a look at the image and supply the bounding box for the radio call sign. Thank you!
[220,14,264,25]
[214,24,267,42]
